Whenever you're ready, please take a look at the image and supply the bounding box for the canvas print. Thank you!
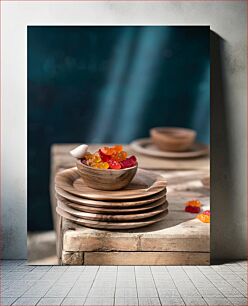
[28,26,210,265]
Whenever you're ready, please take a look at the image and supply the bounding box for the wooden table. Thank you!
[51,144,210,265]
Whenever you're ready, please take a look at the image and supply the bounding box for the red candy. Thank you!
[184,200,201,214]
[185,206,201,213]
[99,149,111,162]
[108,159,121,169]
[120,156,137,169]
[203,210,210,216]
[83,145,137,170]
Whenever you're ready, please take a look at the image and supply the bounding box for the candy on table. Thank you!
[184,200,201,213]
[197,210,210,223]
[185,206,201,213]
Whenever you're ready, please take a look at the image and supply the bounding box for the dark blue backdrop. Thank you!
[28,26,209,230]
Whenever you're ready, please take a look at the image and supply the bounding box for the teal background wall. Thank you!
[28,26,209,230]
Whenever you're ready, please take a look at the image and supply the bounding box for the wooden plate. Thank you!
[55,168,167,201]
[130,138,209,158]
[56,206,168,230]
[57,200,168,221]
[55,187,167,208]
[56,193,167,214]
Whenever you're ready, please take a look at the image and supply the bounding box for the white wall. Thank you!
[1,1,246,260]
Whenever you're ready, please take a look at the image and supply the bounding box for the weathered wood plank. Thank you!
[62,251,84,265]
[84,251,210,265]
[62,216,210,253]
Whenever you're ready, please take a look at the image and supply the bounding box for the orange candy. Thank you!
[112,151,127,162]
[92,162,109,169]
[185,200,201,208]
[113,145,123,152]
[101,145,123,156]
[82,145,137,170]
[197,210,210,223]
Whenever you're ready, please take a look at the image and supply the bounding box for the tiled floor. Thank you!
[1,261,247,306]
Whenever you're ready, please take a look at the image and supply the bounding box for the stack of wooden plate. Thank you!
[55,167,168,230]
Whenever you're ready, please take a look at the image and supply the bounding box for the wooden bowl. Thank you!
[150,127,196,152]
[76,159,138,191]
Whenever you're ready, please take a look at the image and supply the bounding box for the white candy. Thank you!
[70,144,89,158]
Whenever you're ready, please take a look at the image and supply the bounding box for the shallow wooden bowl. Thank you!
[150,127,196,152]
[76,159,138,191]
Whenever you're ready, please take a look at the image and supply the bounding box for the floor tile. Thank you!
[37,297,64,305]
[0,297,17,305]
[115,297,138,305]
[115,287,137,298]
[160,297,185,305]
[67,285,91,297]
[182,297,207,305]
[1,260,247,306]
[12,297,40,305]
[228,297,248,305]
[157,288,180,297]
[88,286,115,298]
[45,285,73,297]
[137,287,158,298]
[85,297,114,305]
[139,297,161,305]
[204,297,233,305]
[116,279,136,287]
[61,297,86,305]
[136,278,155,287]
[197,287,224,297]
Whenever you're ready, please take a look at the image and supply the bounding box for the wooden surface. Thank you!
[57,206,168,230]
[55,168,167,200]
[55,187,167,208]
[150,127,196,152]
[57,193,167,214]
[83,252,210,265]
[51,143,210,265]
[57,200,168,221]
[130,138,209,158]
[62,201,209,252]
[51,143,209,228]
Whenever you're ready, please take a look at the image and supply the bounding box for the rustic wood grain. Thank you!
[56,206,168,230]
[55,168,167,201]
[84,251,210,265]
[50,143,209,227]
[62,204,210,253]
[56,193,167,214]
[55,187,167,208]
[150,127,196,152]
[130,138,209,158]
[76,159,137,191]
[50,143,210,265]
[62,251,84,265]
[57,200,168,222]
